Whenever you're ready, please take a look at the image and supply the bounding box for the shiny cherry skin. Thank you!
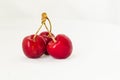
[39,31,54,45]
[39,31,54,55]
[22,35,46,58]
[47,34,73,59]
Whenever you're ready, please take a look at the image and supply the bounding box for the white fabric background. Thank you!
[0,0,120,24]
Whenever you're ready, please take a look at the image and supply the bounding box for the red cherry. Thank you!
[47,34,73,59]
[39,31,54,45]
[39,31,54,55]
[22,35,46,58]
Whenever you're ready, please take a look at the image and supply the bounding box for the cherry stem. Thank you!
[44,23,56,43]
[47,17,52,32]
[41,13,52,33]
[33,13,47,40]
[42,12,56,43]
[33,12,56,42]
[33,24,43,40]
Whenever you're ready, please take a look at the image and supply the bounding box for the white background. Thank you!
[0,0,120,80]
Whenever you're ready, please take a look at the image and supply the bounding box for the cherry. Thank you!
[39,31,54,45]
[47,34,73,59]
[22,35,46,58]
[22,12,50,58]
[39,31,54,55]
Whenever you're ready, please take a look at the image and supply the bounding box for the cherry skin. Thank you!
[22,35,46,58]
[39,31,54,55]
[39,31,54,44]
[47,34,73,59]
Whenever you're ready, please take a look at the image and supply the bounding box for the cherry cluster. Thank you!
[22,13,73,59]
